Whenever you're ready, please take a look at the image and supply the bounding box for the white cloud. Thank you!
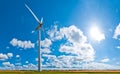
[0,53,8,61]
[101,58,110,63]
[0,53,14,61]
[43,25,96,69]
[47,25,95,62]
[47,25,88,44]
[45,25,92,68]
[10,38,35,49]
[41,48,51,54]
[116,62,120,65]
[42,54,120,70]
[59,43,94,62]
[22,63,37,70]
[82,62,120,70]
[6,46,10,49]
[35,58,38,61]
[35,58,44,63]
[43,54,56,59]
[16,55,20,58]
[2,62,14,67]
[25,61,29,64]
[47,25,64,41]
[40,38,52,54]
[43,61,120,70]
[47,25,87,43]
[31,30,35,34]
[116,46,120,49]
[41,38,52,48]
[42,25,120,70]
[1,62,37,70]
[113,24,120,49]
[113,23,120,39]
[1,61,120,70]
[59,25,87,44]
[7,53,13,58]
[42,54,81,68]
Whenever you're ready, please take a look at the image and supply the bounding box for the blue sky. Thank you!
[1,0,120,70]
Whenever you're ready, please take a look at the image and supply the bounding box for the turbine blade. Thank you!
[40,17,43,24]
[25,4,40,23]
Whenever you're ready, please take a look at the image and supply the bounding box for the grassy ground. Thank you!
[0,70,120,74]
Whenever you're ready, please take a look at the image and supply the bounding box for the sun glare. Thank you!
[90,26,105,42]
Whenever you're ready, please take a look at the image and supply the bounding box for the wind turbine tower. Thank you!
[25,4,43,71]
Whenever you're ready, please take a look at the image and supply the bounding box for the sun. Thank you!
[90,26,105,42]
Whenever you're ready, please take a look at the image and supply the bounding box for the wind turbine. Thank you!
[25,4,43,71]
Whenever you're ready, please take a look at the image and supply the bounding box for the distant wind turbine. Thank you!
[25,4,43,71]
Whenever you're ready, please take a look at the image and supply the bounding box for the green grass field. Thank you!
[1,70,120,74]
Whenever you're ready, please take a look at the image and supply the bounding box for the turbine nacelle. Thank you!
[36,17,43,30]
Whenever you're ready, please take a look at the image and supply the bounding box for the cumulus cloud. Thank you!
[25,61,29,64]
[59,43,94,62]
[2,62,14,67]
[113,23,120,39]
[43,25,96,68]
[6,46,10,49]
[47,25,94,62]
[22,63,37,70]
[0,53,8,61]
[42,54,120,70]
[59,25,87,44]
[7,53,13,58]
[1,62,37,70]
[117,46,120,49]
[101,58,110,63]
[47,25,87,43]
[40,38,52,54]
[43,54,82,68]
[0,53,14,61]
[43,55,118,69]
[16,55,20,58]
[31,30,35,34]
[10,38,35,49]
[113,24,120,50]
[41,48,51,54]
[82,62,120,70]
[35,58,38,61]
[47,25,63,41]
[41,38,52,48]
[48,25,87,43]
[35,58,44,62]
[41,25,120,70]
